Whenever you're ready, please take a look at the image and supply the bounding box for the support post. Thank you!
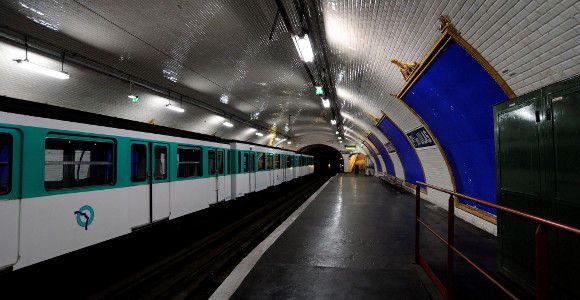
[447,195,455,300]
[535,224,548,300]
[415,184,421,264]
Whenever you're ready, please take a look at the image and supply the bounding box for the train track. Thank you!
[90,175,328,299]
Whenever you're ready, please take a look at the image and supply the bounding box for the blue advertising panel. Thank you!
[368,133,395,176]
[402,41,509,214]
[363,141,382,172]
[377,117,424,185]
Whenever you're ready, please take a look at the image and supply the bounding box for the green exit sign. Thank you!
[315,86,324,95]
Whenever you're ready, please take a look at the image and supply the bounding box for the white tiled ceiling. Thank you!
[0,0,577,156]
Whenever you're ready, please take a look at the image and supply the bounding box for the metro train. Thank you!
[0,96,313,271]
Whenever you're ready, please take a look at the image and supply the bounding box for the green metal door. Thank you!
[495,91,544,284]
[546,84,580,294]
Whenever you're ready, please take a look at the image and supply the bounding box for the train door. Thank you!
[216,149,226,202]
[151,143,170,221]
[268,154,273,186]
[0,128,21,270]
[249,151,256,192]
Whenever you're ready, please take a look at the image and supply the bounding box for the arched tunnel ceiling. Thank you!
[0,0,577,154]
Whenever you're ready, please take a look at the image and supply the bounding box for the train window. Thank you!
[250,153,255,172]
[266,154,273,170]
[286,156,292,168]
[243,153,249,172]
[208,150,216,175]
[257,153,265,171]
[177,147,201,178]
[216,151,224,175]
[45,138,115,190]
[154,146,167,180]
[131,144,147,182]
[0,134,12,195]
[226,150,230,174]
[274,154,280,169]
[237,151,242,173]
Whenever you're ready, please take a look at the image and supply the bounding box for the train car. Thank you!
[0,97,311,272]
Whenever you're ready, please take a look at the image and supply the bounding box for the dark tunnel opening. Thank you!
[299,144,343,176]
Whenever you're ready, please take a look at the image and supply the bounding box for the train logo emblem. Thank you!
[74,205,95,230]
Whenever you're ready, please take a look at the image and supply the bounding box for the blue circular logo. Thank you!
[74,205,94,230]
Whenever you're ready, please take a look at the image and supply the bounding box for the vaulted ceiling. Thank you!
[0,0,577,154]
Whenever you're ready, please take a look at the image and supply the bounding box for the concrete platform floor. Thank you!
[231,174,505,299]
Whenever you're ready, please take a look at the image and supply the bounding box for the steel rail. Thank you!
[414,181,580,300]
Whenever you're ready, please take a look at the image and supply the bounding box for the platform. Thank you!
[226,174,502,299]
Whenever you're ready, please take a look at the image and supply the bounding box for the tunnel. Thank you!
[299,144,343,176]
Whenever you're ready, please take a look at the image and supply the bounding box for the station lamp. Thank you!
[292,34,314,63]
[166,102,185,113]
[14,58,69,79]
[321,98,330,108]
[220,94,229,104]
[287,141,292,145]
[223,121,234,128]
[255,132,264,137]
[330,119,337,125]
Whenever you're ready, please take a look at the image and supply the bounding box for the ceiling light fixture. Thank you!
[330,119,337,125]
[14,38,69,79]
[14,59,70,79]
[127,80,139,102]
[292,34,314,62]
[255,132,264,137]
[321,98,330,108]
[336,131,339,135]
[223,121,234,128]
[338,137,342,140]
[220,94,229,104]
[166,103,185,113]
[275,137,280,141]
[128,94,139,103]
[287,141,292,145]
[339,140,343,143]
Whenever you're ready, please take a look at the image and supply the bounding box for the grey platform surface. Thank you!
[232,174,500,299]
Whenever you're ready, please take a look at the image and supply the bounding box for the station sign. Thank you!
[384,142,396,153]
[406,127,435,148]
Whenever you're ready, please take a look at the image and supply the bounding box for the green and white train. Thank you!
[0,96,313,271]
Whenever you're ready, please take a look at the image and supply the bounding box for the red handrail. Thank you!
[414,181,580,300]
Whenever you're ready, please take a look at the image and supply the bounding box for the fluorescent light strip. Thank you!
[166,104,185,113]
[255,132,264,137]
[292,34,314,63]
[223,121,234,128]
[15,59,69,79]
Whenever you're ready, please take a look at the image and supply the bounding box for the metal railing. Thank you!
[414,181,580,300]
